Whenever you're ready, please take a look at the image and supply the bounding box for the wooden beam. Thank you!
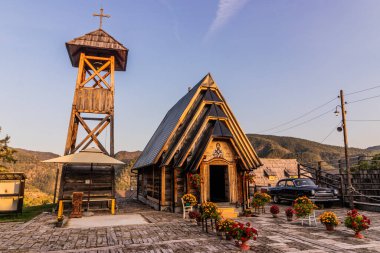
[110,114,114,157]
[82,59,111,88]
[75,113,109,155]
[161,166,166,206]
[86,55,110,61]
[72,115,110,153]
[82,120,110,150]
[92,71,110,88]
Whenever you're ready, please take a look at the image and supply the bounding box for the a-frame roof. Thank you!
[66,29,128,71]
[133,73,262,170]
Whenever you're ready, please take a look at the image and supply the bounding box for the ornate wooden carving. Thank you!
[70,192,83,218]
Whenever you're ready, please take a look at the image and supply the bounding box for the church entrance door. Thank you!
[209,165,228,202]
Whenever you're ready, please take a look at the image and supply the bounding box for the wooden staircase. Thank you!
[216,203,239,218]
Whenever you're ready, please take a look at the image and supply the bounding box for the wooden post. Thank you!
[297,163,301,178]
[242,171,246,211]
[111,198,116,214]
[57,200,64,220]
[316,161,322,185]
[339,90,354,209]
[172,167,176,213]
[161,166,166,209]
[338,159,345,206]
[53,164,60,205]
[136,170,139,201]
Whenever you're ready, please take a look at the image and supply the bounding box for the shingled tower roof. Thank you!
[66,29,128,71]
[133,73,262,171]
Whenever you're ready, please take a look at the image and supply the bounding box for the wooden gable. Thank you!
[133,73,262,171]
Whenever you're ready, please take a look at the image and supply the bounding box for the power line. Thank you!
[346,84,380,96]
[320,122,341,143]
[258,97,338,133]
[347,119,380,122]
[270,108,334,134]
[347,94,380,104]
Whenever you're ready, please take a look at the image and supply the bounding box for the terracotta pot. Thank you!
[325,224,334,231]
[286,216,293,221]
[355,231,364,239]
[272,213,278,218]
[239,240,250,251]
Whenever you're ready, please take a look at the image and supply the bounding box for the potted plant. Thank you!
[230,222,258,251]
[285,207,295,221]
[217,219,235,240]
[293,196,317,218]
[182,193,197,207]
[344,209,370,239]
[218,219,235,240]
[270,205,280,218]
[319,211,339,231]
[251,192,271,213]
[200,201,219,219]
[189,211,201,225]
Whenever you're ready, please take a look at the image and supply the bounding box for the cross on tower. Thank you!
[93,8,110,29]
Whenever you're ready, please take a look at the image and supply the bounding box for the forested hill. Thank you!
[1,135,378,201]
[246,134,374,164]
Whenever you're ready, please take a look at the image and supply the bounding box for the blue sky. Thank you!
[1,0,380,155]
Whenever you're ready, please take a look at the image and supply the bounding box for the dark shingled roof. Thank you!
[132,76,207,169]
[133,73,262,171]
[66,29,128,71]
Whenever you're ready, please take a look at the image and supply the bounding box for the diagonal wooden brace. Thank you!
[81,59,111,88]
[74,113,109,155]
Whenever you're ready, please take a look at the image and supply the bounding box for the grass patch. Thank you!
[0,204,55,223]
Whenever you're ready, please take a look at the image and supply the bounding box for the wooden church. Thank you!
[133,74,262,212]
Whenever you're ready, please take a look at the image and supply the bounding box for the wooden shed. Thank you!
[0,173,26,214]
[132,74,262,212]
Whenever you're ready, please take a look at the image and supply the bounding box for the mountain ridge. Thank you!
[1,134,378,203]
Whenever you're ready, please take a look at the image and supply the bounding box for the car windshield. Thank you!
[294,179,316,187]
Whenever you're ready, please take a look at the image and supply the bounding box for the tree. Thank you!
[0,127,16,172]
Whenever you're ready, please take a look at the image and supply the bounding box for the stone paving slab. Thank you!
[1,201,380,252]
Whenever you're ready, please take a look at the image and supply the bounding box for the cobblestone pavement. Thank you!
[1,201,380,252]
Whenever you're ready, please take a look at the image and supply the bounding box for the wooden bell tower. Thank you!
[64,8,128,156]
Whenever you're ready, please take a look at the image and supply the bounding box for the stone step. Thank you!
[217,207,239,219]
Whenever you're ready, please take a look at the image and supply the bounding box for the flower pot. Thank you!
[355,231,364,239]
[239,240,250,251]
[286,216,293,221]
[325,224,334,231]
[272,214,278,218]
[185,203,191,207]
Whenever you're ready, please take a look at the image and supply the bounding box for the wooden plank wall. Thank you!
[61,164,113,200]
[76,89,113,113]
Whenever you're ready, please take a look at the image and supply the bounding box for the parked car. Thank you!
[268,178,340,205]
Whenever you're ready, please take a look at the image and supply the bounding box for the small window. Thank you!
[286,181,295,187]
[277,181,286,187]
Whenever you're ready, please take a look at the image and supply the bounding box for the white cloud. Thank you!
[206,0,249,39]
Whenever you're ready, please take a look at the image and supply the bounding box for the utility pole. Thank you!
[339,90,354,209]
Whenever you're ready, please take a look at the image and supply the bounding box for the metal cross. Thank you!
[93,8,110,29]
